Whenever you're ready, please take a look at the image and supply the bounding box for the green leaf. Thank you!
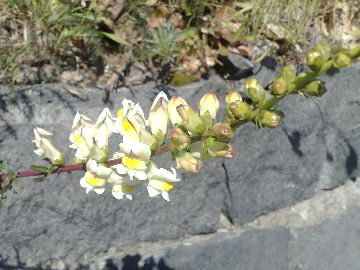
[168,72,195,86]
[0,160,18,207]
[98,32,130,47]
[30,165,49,173]
[33,176,48,182]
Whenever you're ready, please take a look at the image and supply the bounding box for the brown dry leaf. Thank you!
[169,13,185,29]
[147,5,170,28]
[265,23,288,41]
[185,58,201,72]
[214,6,234,22]
[237,45,253,59]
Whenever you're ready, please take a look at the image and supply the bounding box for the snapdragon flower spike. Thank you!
[147,162,180,201]
[69,112,94,162]
[80,159,112,194]
[33,128,65,165]
[91,108,115,149]
[148,91,169,140]
[107,172,140,200]
[111,136,151,180]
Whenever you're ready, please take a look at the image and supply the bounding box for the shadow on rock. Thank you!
[0,252,55,270]
[103,254,174,270]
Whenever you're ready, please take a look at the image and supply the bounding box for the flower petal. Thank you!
[94,187,105,194]
[86,159,98,174]
[147,185,161,197]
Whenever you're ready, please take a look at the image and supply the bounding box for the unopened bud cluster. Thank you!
[167,92,235,174]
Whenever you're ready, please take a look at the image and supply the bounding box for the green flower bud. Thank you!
[225,91,242,105]
[280,65,296,83]
[245,79,266,105]
[259,110,282,128]
[207,139,235,159]
[270,78,287,96]
[306,52,326,71]
[176,151,202,173]
[225,91,243,121]
[334,53,352,68]
[313,40,331,60]
[305,80,327,97]
[168,128,191,151]
[229,100,251,120]
[199,93,219,119]
[168,96,188,125]
[176,104,189,122]
[177,104,206,134]
[211,123,234,142]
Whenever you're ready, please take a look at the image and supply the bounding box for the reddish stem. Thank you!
[0,141,177,183]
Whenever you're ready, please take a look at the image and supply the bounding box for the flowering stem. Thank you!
[248,60,334,122]
[0,136,205,182]
[1,47,358,183]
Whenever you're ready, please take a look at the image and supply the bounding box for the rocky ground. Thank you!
[0,57,359,270]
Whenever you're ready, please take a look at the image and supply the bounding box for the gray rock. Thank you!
[215,53,254,80]
[289,206,360,270]
[158,227,289,270]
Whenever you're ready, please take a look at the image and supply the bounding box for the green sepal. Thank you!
[30,165,50,174]
[0,160,18,207]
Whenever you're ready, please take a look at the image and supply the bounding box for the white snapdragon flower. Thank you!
[147,91,169,138]
[33,128,65,165]
[69,126,94,162]
[91,108,115,148]
[80,159,112,194]
[70,111,93,134]
[147,162,181,201]
[113,99,143,140]
[114,99,155,146]
[107,172,140,200]
[111,136,151,180]
[69,112,94,162]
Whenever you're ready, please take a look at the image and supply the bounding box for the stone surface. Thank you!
[24,180,359,270]
[289,206,360,270]
[158,227,289,270]
[0,60,359,268]
[215,53,254,80]
[249,179,360,229]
